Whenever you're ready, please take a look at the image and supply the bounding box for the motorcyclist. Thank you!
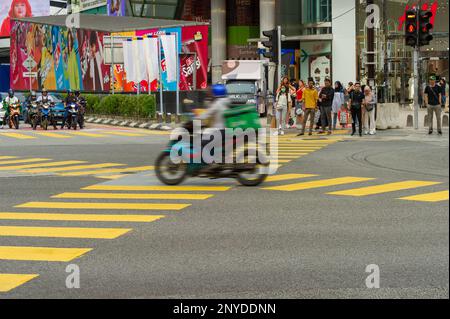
[1,89,20,129]
[74,90,86,129]
[25,91,38,124]
[37,88,54,104]
[61,89,77,129]
[196,84,230,165]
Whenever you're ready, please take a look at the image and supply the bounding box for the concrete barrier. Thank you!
[443,114,449,127]
[376,103,402,130]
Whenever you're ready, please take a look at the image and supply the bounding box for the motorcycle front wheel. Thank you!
[13,115,19,129]
[155,152,187,186]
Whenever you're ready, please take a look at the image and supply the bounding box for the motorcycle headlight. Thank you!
[247,99,256,104]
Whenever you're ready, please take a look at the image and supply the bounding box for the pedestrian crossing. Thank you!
[0,129,170,140]
[0,180,223,293]
[261,173,447,203]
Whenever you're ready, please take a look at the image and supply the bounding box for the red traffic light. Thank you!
[408,24,416,33]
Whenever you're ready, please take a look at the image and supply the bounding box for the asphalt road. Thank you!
[0,124,448,299]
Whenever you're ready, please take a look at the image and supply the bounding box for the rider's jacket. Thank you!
[64,96,77,108]
[37,95,54,104]
[5,96,19,106]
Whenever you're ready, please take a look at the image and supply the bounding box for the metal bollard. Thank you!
[157,112,163,123]
[166,113,172,124]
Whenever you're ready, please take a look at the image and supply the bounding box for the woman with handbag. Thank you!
[363,86,376,135]
[274,86,289,135]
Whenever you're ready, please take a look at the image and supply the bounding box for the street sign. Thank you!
[23,72,37,78]
[23,56,37,71]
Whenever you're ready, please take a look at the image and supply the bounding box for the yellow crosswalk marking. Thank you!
[277,155,304,159]
[0,226,131,239]
[58,166,155,176]
[135,130,171,135]
[0,246,92,262]
[0,158,51,165]
[52,192,214,200]
[0,160,87,171]
[399,190,449,202]
[263,177,375,192]
[270,159,292,163]
[0,132,36,139]
[83,185,232,192]
[0,212,165,223]
[34,132,72,139]
[22,163,126,173]
[266,174,318,182]
[16,202,191,211]
[0,156,18,160]
[0,274,39,292]
[276,152,309,156]
[328,181,441,197]
[102,131,147,137]
[63,131,107,138]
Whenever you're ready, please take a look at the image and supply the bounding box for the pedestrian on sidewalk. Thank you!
[276,77,296,129]
[363,86,377,135]
[295,80,306,130]
[332,81,345,130]
[274,86,289,136]
[257,89,265,117]
[318,78,334,135]
[349,82,365,136]
[424,75,442,135]
[298,78,319,136]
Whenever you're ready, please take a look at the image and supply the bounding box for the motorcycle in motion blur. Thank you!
[155,84,268,187]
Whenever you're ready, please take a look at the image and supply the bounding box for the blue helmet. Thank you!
[212,84,227,98]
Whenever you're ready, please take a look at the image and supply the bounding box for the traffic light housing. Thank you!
[261,29,279,63]
[405,9,418,48]
[419,9,433,46]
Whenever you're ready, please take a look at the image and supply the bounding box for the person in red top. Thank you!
[1,0,33,37]
[295,80,306,130]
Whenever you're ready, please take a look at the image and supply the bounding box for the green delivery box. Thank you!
[224,104,262,130]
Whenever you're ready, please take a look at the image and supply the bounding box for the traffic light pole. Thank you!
[277,25,282,85]
[413,46,420,130]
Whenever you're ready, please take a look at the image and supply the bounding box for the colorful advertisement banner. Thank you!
[0,0,50,37]
[107,0,126,16]
[112,25,208,93]
[10,20,110,92]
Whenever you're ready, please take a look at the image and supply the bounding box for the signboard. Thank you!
[23,56,37,70]
[0,0,50,37]
[23,71,37,77]
[72,0,107,13]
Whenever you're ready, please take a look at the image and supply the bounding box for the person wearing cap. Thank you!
[37,88,54,104]
[424,75,442,135]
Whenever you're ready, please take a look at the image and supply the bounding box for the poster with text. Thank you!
[0,0,50,37]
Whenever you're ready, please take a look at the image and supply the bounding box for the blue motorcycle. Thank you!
[39,101,56,130]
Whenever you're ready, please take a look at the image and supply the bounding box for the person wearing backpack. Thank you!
[424,75,442,135]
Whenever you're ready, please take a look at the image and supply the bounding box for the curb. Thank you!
[85,116,177,131]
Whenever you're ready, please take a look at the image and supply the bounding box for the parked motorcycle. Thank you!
[8,103,21,129]
[66,102,79,130]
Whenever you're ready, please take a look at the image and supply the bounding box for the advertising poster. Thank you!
[10,20,110,92]
[309,55,331,85]
[0,0,50,37]
[107,0,126,16]
[181,25,208,90]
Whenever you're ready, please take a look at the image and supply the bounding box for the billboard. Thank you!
[111,25,209,93]
[0,0,50,37]
[72,0,107,13]
[10,20,110,92]
[107,0,126,16]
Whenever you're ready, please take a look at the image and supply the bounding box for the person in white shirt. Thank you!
[275,86,289,136]
[1,89,20,129]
